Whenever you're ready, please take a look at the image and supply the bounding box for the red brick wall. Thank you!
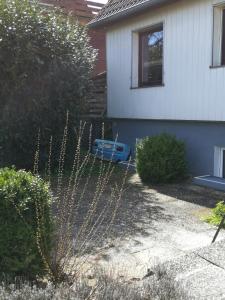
[89,28,106,75]
[42,0,93,23]
[41,0,106,75]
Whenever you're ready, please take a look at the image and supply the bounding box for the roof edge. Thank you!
[89,0,174,28]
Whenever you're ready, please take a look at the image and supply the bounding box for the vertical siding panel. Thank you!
[193,1,203,120]
[107,0,225,121]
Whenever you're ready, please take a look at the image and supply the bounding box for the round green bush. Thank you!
[0,0,96,169]
[136,134,187,184]
[0,168,53,280]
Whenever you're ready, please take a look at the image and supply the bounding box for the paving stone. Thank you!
[197,240,225,270]
[162,240,225,299]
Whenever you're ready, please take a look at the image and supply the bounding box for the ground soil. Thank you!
[78,172,225,279]
[57,169,225,280]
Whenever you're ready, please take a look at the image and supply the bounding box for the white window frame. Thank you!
[131,22,165,88]
[212,2,225,66]
[214,146,225,177]
[131,31,139,88]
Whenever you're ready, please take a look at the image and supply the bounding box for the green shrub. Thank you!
[0,0,96,169]
[205,201,225,227]
[0,168,53,280]
[136,133,187,184]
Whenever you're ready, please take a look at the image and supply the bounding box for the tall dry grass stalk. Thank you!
[33,116,130,283]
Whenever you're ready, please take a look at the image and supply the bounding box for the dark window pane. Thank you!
[139,25,163,86]
[221,9,225,65]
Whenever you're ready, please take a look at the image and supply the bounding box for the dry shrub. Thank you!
[0,277,142,300]
[144,264,186,300]
[0,267,186,300]
[33,115,130,283]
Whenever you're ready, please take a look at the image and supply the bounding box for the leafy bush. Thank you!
[205,201,225,227]
[0,168,53,280]
[136,133,187,184]
[0,0,96,169]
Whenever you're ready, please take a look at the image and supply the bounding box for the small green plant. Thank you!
[205,201,225,227]
[0,168,53,280]
[136,133,187,184]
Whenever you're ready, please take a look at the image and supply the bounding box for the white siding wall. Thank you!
[106,0,225,121]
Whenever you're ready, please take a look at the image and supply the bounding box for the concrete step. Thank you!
[193,175,225,191]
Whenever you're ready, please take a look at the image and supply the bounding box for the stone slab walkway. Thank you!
[92,175,225,279]
[163,240,225,299]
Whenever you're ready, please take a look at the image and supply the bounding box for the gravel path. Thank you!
[89,174,225,279]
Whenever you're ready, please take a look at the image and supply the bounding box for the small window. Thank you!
[213,5,225,66]
[221,9,225,65]
[138,24,163,87]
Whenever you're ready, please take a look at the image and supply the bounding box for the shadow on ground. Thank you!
[69,173,174,253]
[148,180,225,208]
[56,171,225,255]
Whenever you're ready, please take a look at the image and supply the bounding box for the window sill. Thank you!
[130,83,165,90]
[210,65,225,69]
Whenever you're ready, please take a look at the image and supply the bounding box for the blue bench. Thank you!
[92,139,131,162]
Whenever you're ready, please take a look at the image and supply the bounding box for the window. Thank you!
[213,5,225,66]
[138,24,163,87]
[221,9,225,65]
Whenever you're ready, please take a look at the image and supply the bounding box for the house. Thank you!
[41,0,107,75]
[40,0,93,24]
[90,0,225,186]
